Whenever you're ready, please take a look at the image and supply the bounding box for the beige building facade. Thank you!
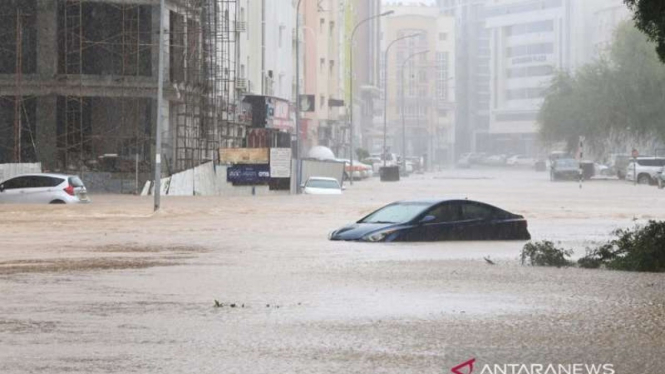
[381,4,456,167]
[300,0,347,158]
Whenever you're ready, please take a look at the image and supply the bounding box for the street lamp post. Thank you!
[153,0,166,211]
[400,50,428,173]
[382,33,422,168]
[349,10,394,185]
[295,0,305,194]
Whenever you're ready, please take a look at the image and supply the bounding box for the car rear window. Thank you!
[69,176,85,187]
[33,176,65,187]
[636,159,665,167]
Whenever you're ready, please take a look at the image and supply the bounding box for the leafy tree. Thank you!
[624,0,665,63]
[538,22,665,153]
[356,148,370,161]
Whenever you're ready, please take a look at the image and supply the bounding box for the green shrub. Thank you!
[521,241,574,267]
[578,221,665,272]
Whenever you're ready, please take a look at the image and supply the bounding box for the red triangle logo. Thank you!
[451,358,476,374]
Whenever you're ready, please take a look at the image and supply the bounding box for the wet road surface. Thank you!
[0,169,664,373]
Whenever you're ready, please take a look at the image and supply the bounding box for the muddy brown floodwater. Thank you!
[0,169,664,373]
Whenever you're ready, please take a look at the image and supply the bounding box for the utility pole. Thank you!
[13,9,22,163]
[295,0,303,193]
[154,0,166,211]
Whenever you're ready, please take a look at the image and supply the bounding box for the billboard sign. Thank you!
[219,148,269,164]
[226,164,271,185]
[270,148,292,178]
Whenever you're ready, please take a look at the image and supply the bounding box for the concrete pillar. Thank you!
[35,0,58,170]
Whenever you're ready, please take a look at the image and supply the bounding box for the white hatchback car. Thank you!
[0,173,90,204]
[302,177,344,195]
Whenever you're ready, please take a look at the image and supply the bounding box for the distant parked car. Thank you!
[457,153,472,169]
[302,177,344,195]
[329,198,531,242]
[484,154,508,166]
[507,154,535,167]
[339,159,372,180]
[469,153,487,164]
[625,157,665,185]
[550,158,580,181]
[0,173,90,204]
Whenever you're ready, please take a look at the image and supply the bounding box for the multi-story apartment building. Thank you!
[381,3,456,167]
[590,0,631,58]
[439,0,491,156]
[351,0,383,155]
[484,0,631,156]
[236,0,295,138]
[0,0,241,191]
[301,0,347,157]
[485,0,573,155]
[237,0,294,102]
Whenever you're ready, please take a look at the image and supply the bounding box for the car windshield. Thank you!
[306,179,339,189]
[359,203,431,224]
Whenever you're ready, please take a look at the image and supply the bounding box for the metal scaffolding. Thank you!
[0,0,242,192]
[0,1,36,164]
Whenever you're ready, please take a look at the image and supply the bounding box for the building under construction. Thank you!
[0,0,243,192]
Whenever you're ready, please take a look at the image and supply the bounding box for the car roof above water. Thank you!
[307,176,338,181]
[395,197,470,206]
[7,173,78,179]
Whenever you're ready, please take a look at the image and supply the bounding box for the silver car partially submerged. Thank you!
[0,173,90,204]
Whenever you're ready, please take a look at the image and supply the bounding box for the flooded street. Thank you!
[1,169,664,373]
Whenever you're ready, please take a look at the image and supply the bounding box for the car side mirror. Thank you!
[420,215,436,224]
[0,184,4,192]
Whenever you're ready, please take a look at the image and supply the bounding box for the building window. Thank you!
[436,52,449,100]
[505,87,546,101]
[419,70,427,83]
[320,18,325,33]
[506,43,554,58]
[506,65,554,78]
[505,20,554,37]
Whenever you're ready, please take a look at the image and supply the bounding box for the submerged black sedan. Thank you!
[329,199,530,242]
